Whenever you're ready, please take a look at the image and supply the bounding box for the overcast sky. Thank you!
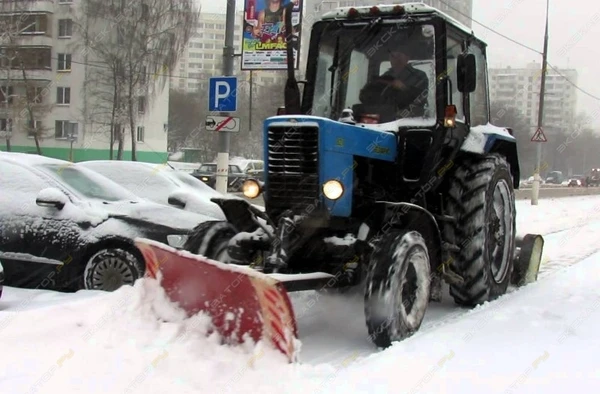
[199,0,600,127]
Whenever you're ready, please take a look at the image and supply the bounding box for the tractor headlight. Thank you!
[242,179,262,199]
[166,234,189,249]
[323,180,344,200]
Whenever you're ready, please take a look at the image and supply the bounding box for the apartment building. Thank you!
[489,62,578,132]
[0,1,170,163]
[170,11,286,94]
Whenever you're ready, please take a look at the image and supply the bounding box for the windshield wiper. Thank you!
[328,36,340,112]
[327,17,384,119]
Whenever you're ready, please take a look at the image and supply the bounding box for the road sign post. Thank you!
[212,0,237,195]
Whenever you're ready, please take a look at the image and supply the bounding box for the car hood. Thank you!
[93,200,209,232]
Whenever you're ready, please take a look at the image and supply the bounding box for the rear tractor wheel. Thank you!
[364,229,431,348]
[444,153,516,307]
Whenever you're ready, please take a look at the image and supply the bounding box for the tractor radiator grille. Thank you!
[267,124,319,219]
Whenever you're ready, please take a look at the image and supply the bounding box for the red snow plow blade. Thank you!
[134,238,298,363]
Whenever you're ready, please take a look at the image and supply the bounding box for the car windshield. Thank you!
[310,21,436,126]
[38,164,139,202]
[169,170,221,195]
[199,164,217,172]
[79,162,183,200]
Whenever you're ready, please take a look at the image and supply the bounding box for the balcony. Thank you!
[0,1,55,15]
[0,46,53,81]
[0,11,53,40]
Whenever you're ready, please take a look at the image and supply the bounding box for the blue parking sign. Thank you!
[209,77,238,112]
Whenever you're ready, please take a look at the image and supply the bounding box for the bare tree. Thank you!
[76,0,198,161]
[0,0,53,153]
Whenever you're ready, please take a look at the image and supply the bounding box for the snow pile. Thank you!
[0,278,335,393]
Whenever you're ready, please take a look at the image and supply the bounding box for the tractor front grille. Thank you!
[267,124,319,219]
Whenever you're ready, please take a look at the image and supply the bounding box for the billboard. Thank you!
[241,0,303,70]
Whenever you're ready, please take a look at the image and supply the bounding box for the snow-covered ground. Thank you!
[1,195,600,393]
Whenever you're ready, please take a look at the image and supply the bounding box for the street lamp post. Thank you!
[531,0,550,205]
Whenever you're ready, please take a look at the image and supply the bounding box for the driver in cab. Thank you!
[357,44,429,123]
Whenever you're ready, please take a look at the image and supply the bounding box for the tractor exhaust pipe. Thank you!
[512,234,545,287]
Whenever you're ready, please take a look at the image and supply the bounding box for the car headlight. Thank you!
[166,234,189,249]
[201,177,209,182]
[242,179,262,199]
[323,179,344,200]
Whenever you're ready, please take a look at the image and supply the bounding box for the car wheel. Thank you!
[83,248,145,291]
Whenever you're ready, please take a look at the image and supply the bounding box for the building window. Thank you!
[21,14,48,34]
[136,126,144,142]
[0,86,14,104]
[141,3,150,19]
[28,86,44,103]
[57,87,70,104]
[27,119,41,137]
[58,19,73,38]
[138,96,146,113]
[55,120,71,138]
[57,54,71,71]
[0,118,12,135]
[204,53,213,59]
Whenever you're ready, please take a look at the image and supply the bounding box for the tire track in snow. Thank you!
[294,201,600,366]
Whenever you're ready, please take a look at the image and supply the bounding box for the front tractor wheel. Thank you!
[444,154,516,307]
[364,230,431,348]
[183,220,259,265]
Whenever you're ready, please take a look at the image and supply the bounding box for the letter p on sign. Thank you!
[209,76,238,112]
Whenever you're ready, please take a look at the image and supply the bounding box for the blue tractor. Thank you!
[183,2,544,348]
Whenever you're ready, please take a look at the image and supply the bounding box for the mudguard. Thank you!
[512,234,545,286]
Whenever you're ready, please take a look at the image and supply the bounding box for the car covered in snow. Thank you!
[0,152,213,292]
[77,160,226,220]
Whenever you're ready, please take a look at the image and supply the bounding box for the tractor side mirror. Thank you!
[457,53,476,93]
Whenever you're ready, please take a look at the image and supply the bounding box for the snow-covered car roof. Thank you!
[0,151,69,167]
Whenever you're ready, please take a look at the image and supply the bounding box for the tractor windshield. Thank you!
[310,21,436,127]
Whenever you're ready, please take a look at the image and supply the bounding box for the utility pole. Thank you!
[215,0,236,194]
[531,0,549,205]
[249,70,253,135]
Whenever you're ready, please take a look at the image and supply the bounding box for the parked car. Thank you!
[0,152,211,292]
[78,160,226,220]
[234,159,265,180]
[191,163,248,192]
[568,175,586,187]
[545,170,564,184]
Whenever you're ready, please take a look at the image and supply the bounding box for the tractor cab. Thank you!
[299,3,482,133]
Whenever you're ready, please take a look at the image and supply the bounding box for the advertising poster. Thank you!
[242,0,303,70]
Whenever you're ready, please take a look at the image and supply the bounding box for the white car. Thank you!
[78,160,227,220]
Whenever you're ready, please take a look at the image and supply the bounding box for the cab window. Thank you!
[468,43,489,126]
[446,36,465,123]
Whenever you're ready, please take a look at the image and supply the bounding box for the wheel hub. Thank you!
[489,180,513,284]
[91,256,134,291]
